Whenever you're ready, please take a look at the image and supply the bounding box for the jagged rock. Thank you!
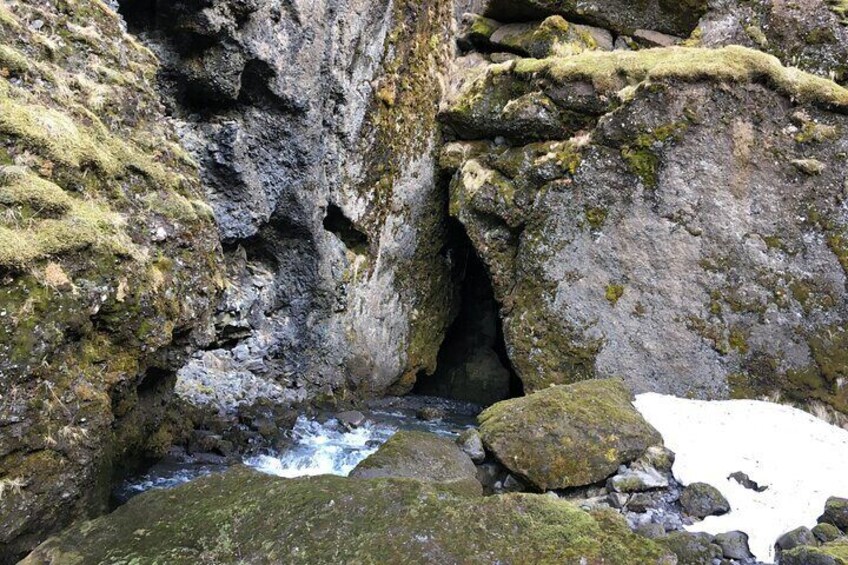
[477,379,662,490]
[140,0,460,424]
[22,466,675,564]
[679,483,730,519]
[713,531,752,560]
[820,497,848,532]
[776,526,818,551]
[441,46,848,416]
[456,428,486,463]
[481,0,708,36]
[0,1,222,559]
[350,431,482,495]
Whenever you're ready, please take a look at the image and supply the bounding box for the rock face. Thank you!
[23,466,674,564]
[477,379,663,490]
[0,1,222,560]
[442,40,848,415]
[350,430,482,494]
[126,0,460,423]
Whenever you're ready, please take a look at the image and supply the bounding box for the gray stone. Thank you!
[456,428,486,463]
[336,411,366,430]
[608,466,669,493]
[636,522,667,540]
[776,526,817,552]
[680,483,730,519]
[713,531,752,560]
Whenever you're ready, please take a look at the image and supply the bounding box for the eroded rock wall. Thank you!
[0,0,223,559]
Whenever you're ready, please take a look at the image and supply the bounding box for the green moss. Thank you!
[744,25,769,48]
[728,328,749,354]
[795,121,839,143]
[586,207,607,230]
[605,283,625,305]
[25,467,671,564]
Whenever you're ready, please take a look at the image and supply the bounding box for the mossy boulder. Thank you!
[781,540,848,565]
[820,497,848,532]
[23,466,675,564]
[350,430,482,495]
[659,532,722,565]
[679,482,730,519]
[0,0,222,559]
[477,379,663,490]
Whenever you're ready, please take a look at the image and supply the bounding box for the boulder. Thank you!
[814,523,845,543]
[607,467,669,493]
[350,431,482,495]
[679,483,730,519]
[820,497,848,532]
[477,379,663,490]
[713,531,752,560]
[776,526,818,552]
[659,531,722,565]
[336,411,367,430]
[781,540,848,565]
[456,428,487,463]
[22,466,675,564]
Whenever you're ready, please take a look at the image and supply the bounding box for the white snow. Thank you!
[634,393,848,562]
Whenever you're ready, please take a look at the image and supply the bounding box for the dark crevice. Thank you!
[116,0,157,34]
[414,224,522,406]
[323,204,369,255]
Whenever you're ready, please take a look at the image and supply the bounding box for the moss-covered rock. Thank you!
[0,0,222,559]
[679,482,730,519]
[22,466,674,564]
[781,539,848,565]
[820,497,848,532]
[658,531,722,565]
[350,430,482,495]
[477,379,663,490]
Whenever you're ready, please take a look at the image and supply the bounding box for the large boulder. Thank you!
[781,540,848,565]
[679,482,731,519]
[0,1,222,559]
[23,466,675,564]
[477,379,663,490]
[350,431,482,495]
[441,45,848,417]
[820,497,848,532]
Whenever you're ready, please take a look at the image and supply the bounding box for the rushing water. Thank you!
[114,396,478,503]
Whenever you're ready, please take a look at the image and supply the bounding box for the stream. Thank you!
[113,396,478,504]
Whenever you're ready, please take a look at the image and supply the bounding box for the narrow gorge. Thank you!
[2,0,848,563]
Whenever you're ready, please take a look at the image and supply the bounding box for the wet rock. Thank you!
[713,531,752,560]
[475,461,505,492]
[477,379,662,490]
[679,483,730,519]
[456,428,486,463]
[416,406,447,422]
[727,471,768,493]
[22,466,675,564]
[776,526,817,552]
[819,497,848,532]
[336,411,367,430]
[350,431,481,495]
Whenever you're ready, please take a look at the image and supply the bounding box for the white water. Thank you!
[245,416,399,478]
[634,393,848,562]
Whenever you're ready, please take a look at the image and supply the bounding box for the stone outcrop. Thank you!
[441,40,848,415]
[477,379,663,490]
[22,465,675,564]
[0,0,222,560]
[124,0,461,426]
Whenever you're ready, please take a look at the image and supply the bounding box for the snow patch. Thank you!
[634,393,848,562]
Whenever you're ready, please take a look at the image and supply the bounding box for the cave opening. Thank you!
[116,0,158,34]
[323,203,369,255]
[414,224,523,406]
